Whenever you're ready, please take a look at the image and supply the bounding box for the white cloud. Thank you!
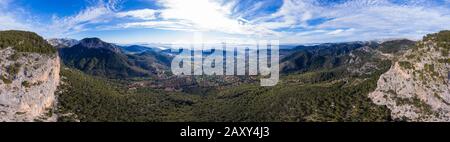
[0,0,11,8]
[121,21,195,31]
[0,15,29,30]
[156,0,250,34]
[111,0,450,43]
[115,0,286,40]
[251,0,318,30]
[35,0,254,37]
[327,29,344,35]
[46,0,119,37]
[321,1,450,40]
[116,9,158,20]
[0,0,31,31]
[258,0,450,43]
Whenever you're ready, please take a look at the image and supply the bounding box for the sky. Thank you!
[1,0,450,44]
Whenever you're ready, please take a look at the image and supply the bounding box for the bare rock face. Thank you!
[369,31,450,121]
[0,47,60,122]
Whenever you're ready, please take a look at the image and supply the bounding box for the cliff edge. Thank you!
[370,31,450,121]
[0,31,60,122]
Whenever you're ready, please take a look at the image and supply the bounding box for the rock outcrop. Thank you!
[0,47,60,122]
[370,31,450,121]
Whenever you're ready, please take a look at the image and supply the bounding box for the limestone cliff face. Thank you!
[0,47,60,122]
[370,31,450,121]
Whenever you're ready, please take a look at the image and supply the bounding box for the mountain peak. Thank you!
[75,37,120,52]
[79,37,106,47]
[81,37,102,42]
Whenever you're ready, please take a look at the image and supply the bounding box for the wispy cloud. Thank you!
[254,0,450,43]
[121,21,195,31]
[116,9,158,20]
[0,14,29,31]
[0,0,9,7]
[0,0,31,31]
[116,0,450,43]
[47,0,120,37]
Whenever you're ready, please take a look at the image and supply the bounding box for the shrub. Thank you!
[1,75,12,84]
[399,61,414,70]
[22,81,31,88]
[7,63,21,77]
[8,53,21,61]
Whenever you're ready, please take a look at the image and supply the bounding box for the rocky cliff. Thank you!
[0,30,60,122]
[370,31,450,121]
[0,48,60,122]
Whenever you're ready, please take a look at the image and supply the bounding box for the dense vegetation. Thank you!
[281,42,374,73]
[57,60,392,122]
[0,30,56,54]
[57,67,197,122]
[192,67,392,121]
[427,30,450,43]
[57,39,396,121]
[119,45,156,54]
[424,30,450,55]
[378,39,415,54]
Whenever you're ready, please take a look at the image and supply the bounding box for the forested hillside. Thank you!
[56,38,416,122]
[0,30,56,54]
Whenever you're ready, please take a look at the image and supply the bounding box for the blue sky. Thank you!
[1,0,450,44]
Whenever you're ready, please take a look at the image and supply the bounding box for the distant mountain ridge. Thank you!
[280,40,415,74]
[75,38,122,52]
[58,37,171,78]
[119,45,159,54]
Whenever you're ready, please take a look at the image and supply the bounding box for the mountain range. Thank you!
[58,38,171,78]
